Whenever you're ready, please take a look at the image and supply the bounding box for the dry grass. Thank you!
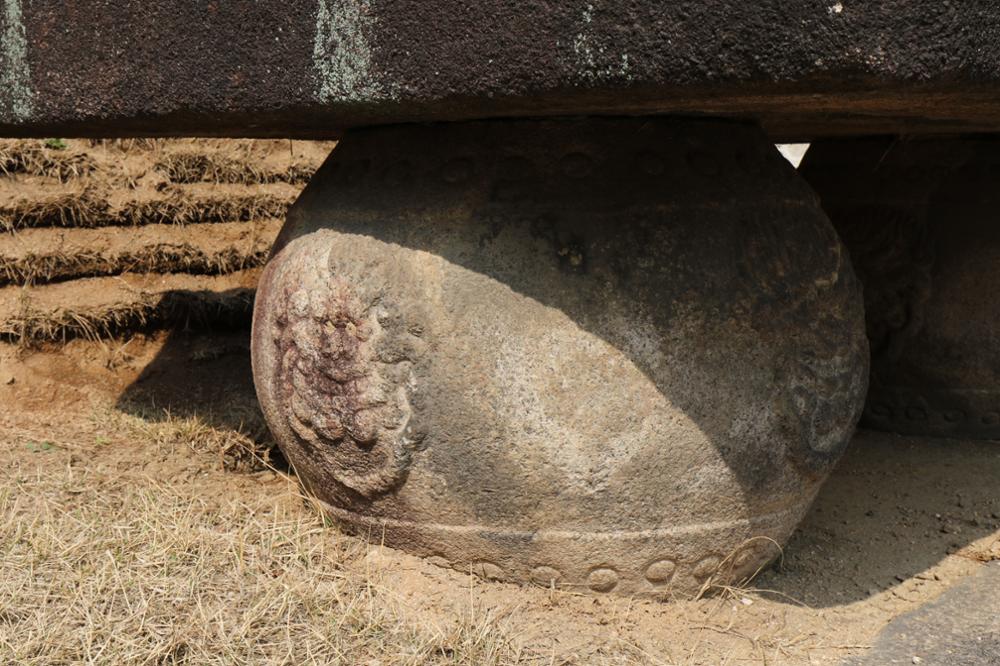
[0,141,95,182]
[0,191,110,233]
[0,437,523,665]
[120,401,277,474]
[156,153,314,185]
[86,138,165,153]
[1,287,255,346]
[116,194,290,228]
[0,140,321,192]
[0,192,290,233]
[0,398,852,666]
[0,240,272,287]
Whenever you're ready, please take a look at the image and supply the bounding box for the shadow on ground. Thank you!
[759,429,1000,607]
[117,326,1000,608]
[114,326,286,471]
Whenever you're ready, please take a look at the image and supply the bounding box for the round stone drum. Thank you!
[251,118,868,598]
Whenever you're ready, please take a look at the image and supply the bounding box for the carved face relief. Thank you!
[270,247,424,498]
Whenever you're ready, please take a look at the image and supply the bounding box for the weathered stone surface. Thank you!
[251,118,868,598]
[802,137,1000,439]
[5,2,1000,138]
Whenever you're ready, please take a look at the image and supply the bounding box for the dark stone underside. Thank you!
[3,1,1000,139]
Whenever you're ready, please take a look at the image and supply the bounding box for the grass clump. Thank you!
[0,191,289,232]
[0,284,256,346]
[156,153,314,186]
[0,463,523,665]
[0,240,271,287]
[0,140,94,181]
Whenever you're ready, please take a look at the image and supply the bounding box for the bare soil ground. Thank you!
[1,139,998,665]
[1,332,998,665]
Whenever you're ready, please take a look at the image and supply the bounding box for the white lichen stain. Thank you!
[313,0,388,102]
[828,2,844,15]
[572,2,633,83]
[1,0,33,122]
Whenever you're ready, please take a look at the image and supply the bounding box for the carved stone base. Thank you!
[251,118,868,599]
[802,138,1000,439]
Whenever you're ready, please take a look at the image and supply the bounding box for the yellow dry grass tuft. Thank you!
[156,153,314,185]
[0,192,290,233]
[0,140,95,182]
[116,193,290,228]
[0,190,110,232]
[1,286,256,346]
[86,138,165,153]
[120,402,277,474]
[0,241,272,288]
[0,459,523,665]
